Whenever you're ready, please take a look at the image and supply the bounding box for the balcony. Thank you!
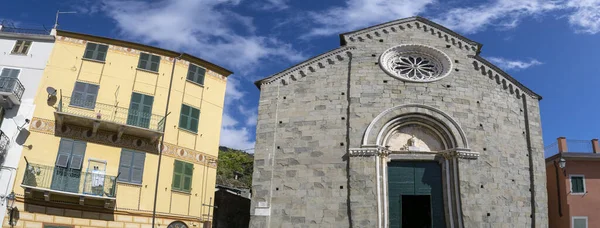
[0,27,50,35]
[0,77,24,108]
[55,96,165,145]
[21,162,118,208]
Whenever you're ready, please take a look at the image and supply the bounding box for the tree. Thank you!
[216,146,253,188]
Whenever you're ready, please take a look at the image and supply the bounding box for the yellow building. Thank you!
[4,30,232,228]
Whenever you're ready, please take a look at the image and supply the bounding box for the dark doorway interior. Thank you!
[402,195,431,228]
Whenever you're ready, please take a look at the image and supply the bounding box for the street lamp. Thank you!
[5,191,14,210]
[6,191,18,227]
[558,157,566,169]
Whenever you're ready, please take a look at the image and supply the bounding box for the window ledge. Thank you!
[571,192,586,195]
[136,67,159,74]
[171,189,191,195]
[178,127,198,135]
[186,79,205,87]
[82,57,106,64]
[117,181,143,187]
[10,53,28,56]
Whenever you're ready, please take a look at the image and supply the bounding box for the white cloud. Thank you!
[565,0,600,34]
[101,0,305,71]
[305,0,435,37]
[434,0,560,34]
[219,126,255,151]
[487,57,543,70]
[252,0,289,11]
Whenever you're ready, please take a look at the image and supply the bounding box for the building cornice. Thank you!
[56,30,233,77]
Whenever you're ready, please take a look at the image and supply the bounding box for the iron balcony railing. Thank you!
[57,96,166,132]
[22,162,118,198]
[0,27,50,35]
[0,77,24,101]
[0,130,9,153]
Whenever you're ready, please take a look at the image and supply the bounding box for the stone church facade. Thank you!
[250,17,548,227]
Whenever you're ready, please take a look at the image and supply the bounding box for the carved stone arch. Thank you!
[362,104,469,150]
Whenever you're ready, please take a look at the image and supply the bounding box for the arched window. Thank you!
[167,221,188,228]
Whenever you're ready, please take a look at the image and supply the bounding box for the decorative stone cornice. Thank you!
[255,46,356,89]
[351,146,479,159]
[349,146,389,157]
[471,55,542,100]
[340,16,481,54]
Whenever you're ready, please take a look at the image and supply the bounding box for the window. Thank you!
[570,175,586,194]
[126,93,154,128]
[138,53,160,72]
[0,68,20,78]
[179,104,200,133]
[83,42,109,62]
[118,149,146,184]
[573,216,588,228]
[187,64,206,85]
[11,40,32,55]
[172,160,193,192]
[70,82,99,109]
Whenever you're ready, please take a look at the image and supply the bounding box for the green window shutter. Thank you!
[84,43,97,59]
[138,53,149,69]
[131,152,146,184]
[187,64,206,85]
[70,82,99,109]
[150,55,160,72]
[179,104,200,132]
[118,150,134,182]
[138,53,160,72]
[172,160,183,191]
[84,43,108,61]
[183,162,193,191]
[572,176,585,193]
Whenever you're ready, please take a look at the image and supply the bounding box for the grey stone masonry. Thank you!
[250,16,547,228]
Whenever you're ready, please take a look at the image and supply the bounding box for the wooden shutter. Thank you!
[70,141,86,169]
[187,64,206,85]
[150,55,160,72]
[183,162,193,191]
[131,152,146,184]
[71,82,99,109]
[118,150,134,182]
[56,139,74,167]
[190,107,199,132]
[138,53,150,69]
[96,44,108,61]
[84,43,97,59]
[179,105,190,130]
[172,160,183,191]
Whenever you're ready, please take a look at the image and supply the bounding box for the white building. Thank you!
[0,24,54,226]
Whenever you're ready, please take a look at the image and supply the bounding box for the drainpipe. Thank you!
[522,96,535,227]
[151,53,182,228]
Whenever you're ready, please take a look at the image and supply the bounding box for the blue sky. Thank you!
[2,0,600,156]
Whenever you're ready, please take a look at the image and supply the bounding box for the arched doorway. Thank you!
[350,104,479,228]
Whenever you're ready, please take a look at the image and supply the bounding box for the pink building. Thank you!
[546,137,600,228]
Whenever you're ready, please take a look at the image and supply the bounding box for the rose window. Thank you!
[380,45,452,82]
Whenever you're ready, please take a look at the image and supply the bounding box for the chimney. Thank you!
[557,137,568,153]
[592,139,599,154]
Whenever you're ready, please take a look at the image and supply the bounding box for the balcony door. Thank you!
[127,93,154,129]
[51,139,86,193]
[0,68,19,92]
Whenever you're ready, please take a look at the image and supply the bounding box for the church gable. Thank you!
[256,16,540,101]
[339,16,481,54]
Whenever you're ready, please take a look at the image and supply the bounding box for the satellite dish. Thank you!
[46,87,57,96]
